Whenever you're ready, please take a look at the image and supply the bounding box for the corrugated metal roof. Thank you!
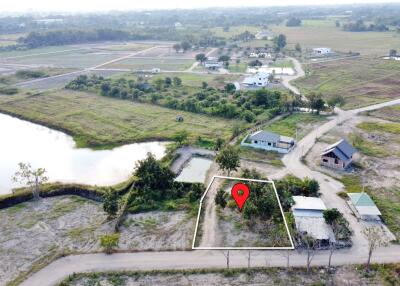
[348,193,382,216]
[292,196,327,211]
[321,138,357,160]
[294,216,334,240]
[249,130,280,142]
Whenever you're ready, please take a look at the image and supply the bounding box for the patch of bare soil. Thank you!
[119,211,195,250]
[0,196,112,285]
[0,196,195,285]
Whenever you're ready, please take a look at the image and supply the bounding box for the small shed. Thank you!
[347,192,382,221]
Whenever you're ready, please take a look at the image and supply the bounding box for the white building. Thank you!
[203,57,222,69]
[312,47,332,55]
[241,130,295,153]
[151,68,161,73]
[242,72,270,88]
[255,30,274,40]
[292,196,335,242]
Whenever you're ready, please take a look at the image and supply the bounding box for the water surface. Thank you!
[175,157,213,183]
[0,113,166,195]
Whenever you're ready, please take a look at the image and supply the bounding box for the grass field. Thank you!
[341,175,400,241]
[104,58,194,71]
[270,19,400,55]
[0,89,240,148]
[294,56,400,109]
[365,105,400,123]
[209,26,260,39]
[265,113,328,139]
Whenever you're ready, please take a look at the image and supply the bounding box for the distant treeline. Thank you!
[342,20,389,32]
[16,28,226,49]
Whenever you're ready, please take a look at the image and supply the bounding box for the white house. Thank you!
[312,47,332,55]
[203,57,222,69]
[241,130,295,153]
[242,72,270,88]
[255,30,274,40]
[292,196,335,243]
[151,67,161,73]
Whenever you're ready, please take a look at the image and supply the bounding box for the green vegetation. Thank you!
[100,233,120,254]
[103,188,120,218]
[0,90,238,148]
[295,57,400,109]
[0,86,18,95]
[238,147,283,167]
[323,208,352,241]
[126,154,203,213]
[366,105,400,123]
[265,113,328,139]
[65,74,297,123]
[215,145,240,176]
[349,133,389,158]
[357,121,400,135]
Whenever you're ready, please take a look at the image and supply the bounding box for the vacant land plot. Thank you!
[270,19,400,55]
[295,57,400,109]
[365,105,400,122]
[61,264,400,286]
[92,42,154,52]
[103,57,194,71]
[0,89,239,148]
[4,49,120,69]
[0,196,196,285]
[265,113,328,139]
[305,116,400,240]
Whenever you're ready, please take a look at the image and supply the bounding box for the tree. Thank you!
[389,49,397,57]
[308,92,325,114]
[215,145,240,176]
[103,188,119,218]
[273,34,287,51]
[12,162,48,200]
[173,130,189,146]
[286,17,302,27]
[327,95,345,112]
[218,55,230,67]
[173,43,181,53]
[202,81,208,89]
[248,59,262,67]
[173,77,182,86]
[215,189,227,208]
[242,110,256,123]
[323,208,341,225]
[195,53,207,63]
[221,250,230,269]
[300,233,319,273]
[335,20,341,28]
[224,83,236,94]
[134,153,175,192]
[363,226,389,271]
[164,77,172,86]
[295,43,302,53]
[181,41,191,52]
[100,233,120,254]
[215,137,225,151]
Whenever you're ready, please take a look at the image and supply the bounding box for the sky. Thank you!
[0,0,399,13]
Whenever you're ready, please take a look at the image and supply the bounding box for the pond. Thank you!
[0,113,167,195]
[175,157,213,183]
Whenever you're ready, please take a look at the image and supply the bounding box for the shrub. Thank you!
[100,233,120,254]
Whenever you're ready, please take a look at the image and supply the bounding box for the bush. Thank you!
[0,86,18,95]
[100,233,120,254]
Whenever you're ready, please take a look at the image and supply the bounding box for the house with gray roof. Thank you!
[320,139,357,170]
[347,192,382,221]
[241,130,295,153]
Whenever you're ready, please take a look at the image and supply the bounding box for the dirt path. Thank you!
[185,48,217,72]
[280,57,305,96]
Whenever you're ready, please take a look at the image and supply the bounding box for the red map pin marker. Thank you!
[231,183,250,211]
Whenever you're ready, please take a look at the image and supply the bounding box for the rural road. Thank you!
[280,57,305,96]
[19,97,400,286]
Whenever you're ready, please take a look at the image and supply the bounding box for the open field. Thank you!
[0,89,240,148]
[60,264,400,286]
[103,57,194,71]
[0,195,195,285]
[294,56,400,109]
[92,43,154,52]
[209,26,260,39]
[265,113,329,139]
[270,19,400,55]
[0,67,76,85]
[365,105,400,123]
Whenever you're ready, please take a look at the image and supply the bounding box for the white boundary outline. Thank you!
[192,175,295,250]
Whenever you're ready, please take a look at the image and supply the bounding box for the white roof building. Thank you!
[242,72,270,88]
[292,196,334,241]
[347,193,382,220]
[312,47,332,55]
